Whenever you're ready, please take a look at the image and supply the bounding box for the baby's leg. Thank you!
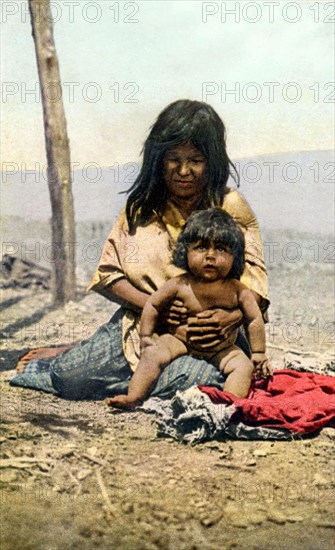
[106,335,187,409]
[216,346,253,398]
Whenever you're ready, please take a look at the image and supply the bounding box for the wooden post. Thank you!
[29,0,76,304]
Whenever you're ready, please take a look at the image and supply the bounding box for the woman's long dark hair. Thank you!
[125,99,239,231]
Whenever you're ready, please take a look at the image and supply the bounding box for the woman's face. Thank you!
[163,142,207,202]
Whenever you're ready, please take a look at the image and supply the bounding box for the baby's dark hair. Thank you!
[173,208,245,279]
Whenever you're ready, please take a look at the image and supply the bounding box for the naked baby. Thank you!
[107,208,272,409]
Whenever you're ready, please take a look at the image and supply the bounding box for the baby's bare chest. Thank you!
[176,281,239,314]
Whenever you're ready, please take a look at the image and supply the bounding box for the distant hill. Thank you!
[235,150,334,235]
[1,151,334,233]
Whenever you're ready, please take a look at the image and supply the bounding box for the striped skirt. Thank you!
[10,309,228,400]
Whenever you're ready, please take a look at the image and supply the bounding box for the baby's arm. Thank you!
[237,285,272,378]
[140,278,180,350]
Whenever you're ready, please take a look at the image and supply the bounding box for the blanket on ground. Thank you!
[200,370,335,433]
[142,369,335,444]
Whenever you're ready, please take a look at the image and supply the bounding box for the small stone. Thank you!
[218,449,231,459]
[79,526,93,538]
[167,478,177,486]
[312,519,335,529]
[200,513,223,527]
[194,501,207,508]
[77,469,92,481]
[224,503,240,517]
[152,510,169,521]
[224,503,248,528]
[0,470,18,483]
[138,521,154,534]
[87,446,97,456]
[38,463,51,473]
[320,428,335,440]
[58,446,75,458]
[287,515,305,523]
[249,513,265,525]
[201,517,212,527]
[312,474,329,487]
[267,511,287,524]
[253,449,267,458]
[123,503,134,514]
[203,443,221,451]
[231,518,248,528]
[246,460,257,466]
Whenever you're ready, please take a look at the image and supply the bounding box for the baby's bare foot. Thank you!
[105,395,142,410]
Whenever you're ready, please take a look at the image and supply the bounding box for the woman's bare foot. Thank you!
[16,345,75,374]
[16,360,30,374]
[16,350,41,374]
[105,395,143,410]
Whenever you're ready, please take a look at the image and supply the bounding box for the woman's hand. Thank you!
[187,308,243,349]
[160,299,188,327]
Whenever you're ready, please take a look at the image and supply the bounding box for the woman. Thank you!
[11,100,269,400]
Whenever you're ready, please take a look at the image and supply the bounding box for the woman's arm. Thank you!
[106,278,149,312]
[88,210,151,312]
[224,189,270,315]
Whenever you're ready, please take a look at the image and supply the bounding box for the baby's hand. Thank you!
[251,353,273,379]
[140,336,155,352]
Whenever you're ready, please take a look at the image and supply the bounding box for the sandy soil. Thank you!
[1,259,334,550]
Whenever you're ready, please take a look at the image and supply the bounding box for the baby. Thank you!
[107,208,271,409]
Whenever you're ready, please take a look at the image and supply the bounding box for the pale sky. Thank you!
[1,0,334,170]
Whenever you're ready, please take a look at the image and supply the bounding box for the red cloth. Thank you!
[199,369,335,434]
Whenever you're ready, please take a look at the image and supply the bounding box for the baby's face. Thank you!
[187,240,234,281]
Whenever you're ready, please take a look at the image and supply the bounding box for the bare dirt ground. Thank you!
[1,257,334,550]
